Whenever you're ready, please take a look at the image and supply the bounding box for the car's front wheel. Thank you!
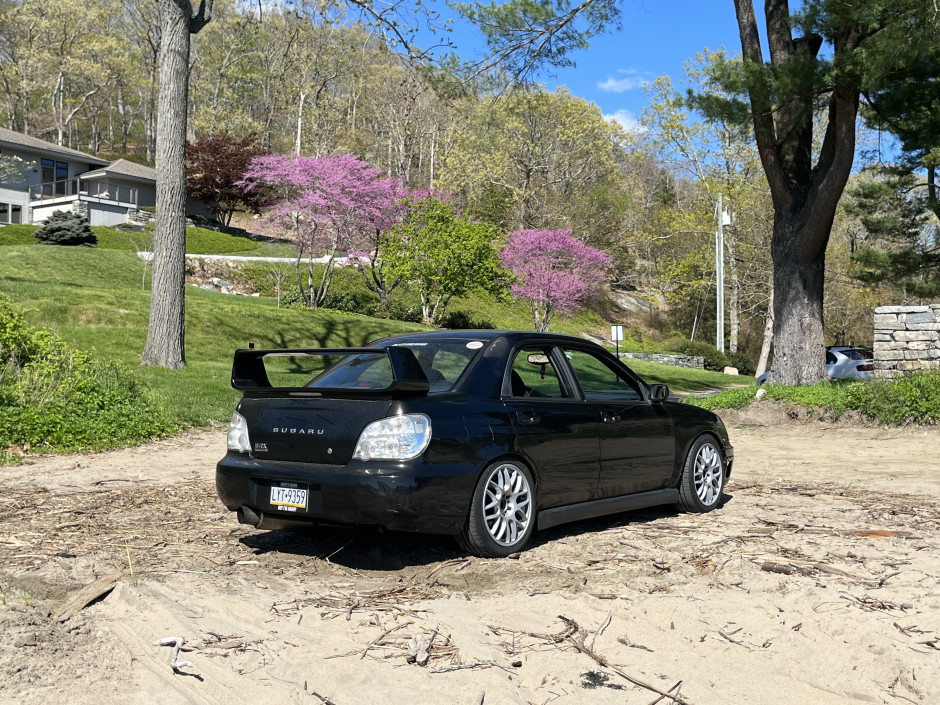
[677,435,725,512]
[458,460,535,558]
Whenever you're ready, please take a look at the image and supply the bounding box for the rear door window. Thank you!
[507,347,571,398]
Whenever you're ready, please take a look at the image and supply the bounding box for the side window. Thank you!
[825,351,837,365]
[507,347,569,398]
[564,348,643,401]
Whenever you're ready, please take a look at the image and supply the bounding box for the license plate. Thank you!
[270,484,308,509]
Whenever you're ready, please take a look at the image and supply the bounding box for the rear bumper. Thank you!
[215,453,480,535]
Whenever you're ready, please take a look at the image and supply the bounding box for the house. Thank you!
[0,127,210,227]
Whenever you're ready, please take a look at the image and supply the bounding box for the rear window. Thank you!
[840,348,873,361]
[305,340,483,391]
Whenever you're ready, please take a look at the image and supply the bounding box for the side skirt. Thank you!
[536,488,680,531]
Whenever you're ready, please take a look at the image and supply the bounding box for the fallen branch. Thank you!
[556,616,692,705]
[361,621,412,659]
[52,573,120,623]
[153,636,195,673]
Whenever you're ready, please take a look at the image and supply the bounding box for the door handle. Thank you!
[601,410,621,423]
[516,410,540,425]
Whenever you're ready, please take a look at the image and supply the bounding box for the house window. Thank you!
[0,203,21,224]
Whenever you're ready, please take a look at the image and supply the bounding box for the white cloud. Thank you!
[603,109,643,133]
[597,69,649,94]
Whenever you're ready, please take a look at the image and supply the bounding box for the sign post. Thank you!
[611,325,624,360]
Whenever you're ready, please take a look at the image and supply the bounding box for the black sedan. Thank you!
[216,331,733,557]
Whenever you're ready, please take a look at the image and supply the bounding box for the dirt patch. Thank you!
[1,419,938,705]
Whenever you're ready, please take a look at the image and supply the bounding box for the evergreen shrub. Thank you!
[34,211,97,246]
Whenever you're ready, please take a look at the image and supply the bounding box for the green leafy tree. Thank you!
[454,0,940,385]
[385,195,506,326]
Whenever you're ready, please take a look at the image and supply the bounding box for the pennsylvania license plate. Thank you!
[270,484,308,510]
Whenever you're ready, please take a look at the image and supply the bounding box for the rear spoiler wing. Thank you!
[231,347,430,397]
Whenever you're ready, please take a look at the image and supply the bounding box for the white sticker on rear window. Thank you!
[466,341,483,350]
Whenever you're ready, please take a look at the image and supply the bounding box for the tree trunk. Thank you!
[770,213,827,382]
[755,279,774,377]
[142,0,214,369]
[142,1,191,369]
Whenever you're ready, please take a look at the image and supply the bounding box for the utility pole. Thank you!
[715,194,730,353]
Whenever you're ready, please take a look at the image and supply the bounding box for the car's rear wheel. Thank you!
[458,460,535,558]
[677,435,725,512]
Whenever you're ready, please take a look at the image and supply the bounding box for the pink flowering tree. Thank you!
[240,154,403,308]
[501,229,611,332]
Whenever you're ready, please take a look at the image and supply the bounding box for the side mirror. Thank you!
[649,384,669,402]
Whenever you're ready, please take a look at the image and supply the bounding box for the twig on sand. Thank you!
[648,681,684,705]
[361,621,413,659]
[153,636,195,673]
[555,616,693,705]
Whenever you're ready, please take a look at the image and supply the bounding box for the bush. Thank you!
[34,211,96,246]
[440,309,494,329]
[666,339,731,372]
[728,350,756,377]
[0,295,174,455]
[687,373,940,426]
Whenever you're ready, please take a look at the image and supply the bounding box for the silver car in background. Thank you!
[756,345,875,385]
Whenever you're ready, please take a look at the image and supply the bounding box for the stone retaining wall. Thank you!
[873,305,940,377]
[617,352,705,370]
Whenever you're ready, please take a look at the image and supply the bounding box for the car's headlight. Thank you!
[353,413,431,461]
[227,410,251,453]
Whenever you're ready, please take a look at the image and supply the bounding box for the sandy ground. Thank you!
[1,405,938,705]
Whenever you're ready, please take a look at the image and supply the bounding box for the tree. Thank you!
[501,229,610,331]
[34,211,96,246]
[241,153,402,308]
[455,0,939,385]
[186,133,268,225]
[141,0,214,370]
[847,171,939,300]
[385,195,505,326]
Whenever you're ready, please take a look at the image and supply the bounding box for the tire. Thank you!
[457,460,535,558]
[676,435,725,513]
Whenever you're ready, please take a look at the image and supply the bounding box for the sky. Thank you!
[441,0,746,132]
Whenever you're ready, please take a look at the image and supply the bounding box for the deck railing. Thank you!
[29,179,138,205]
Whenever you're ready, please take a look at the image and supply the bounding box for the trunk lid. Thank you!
[238,397,392,464]
[229,346,429,464]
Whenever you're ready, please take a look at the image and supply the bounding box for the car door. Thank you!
[502,344,600,508]
[560,345,674,498]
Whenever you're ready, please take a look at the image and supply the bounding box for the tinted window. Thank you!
[306,341,482,392]
[508,346,570,398]
[564,348,643,401]
[307,353,393,389]
[840,348,873,360]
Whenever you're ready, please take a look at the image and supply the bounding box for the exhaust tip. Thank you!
[237,505,261,527]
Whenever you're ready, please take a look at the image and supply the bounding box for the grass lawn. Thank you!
[0,243,748,433]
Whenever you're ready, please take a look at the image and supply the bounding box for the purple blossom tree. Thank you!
[240,154,403,308]
[501,229,611,332]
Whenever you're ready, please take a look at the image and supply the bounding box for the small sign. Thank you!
[610,325,624,342]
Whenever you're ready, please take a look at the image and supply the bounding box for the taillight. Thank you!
[857,364,873,372]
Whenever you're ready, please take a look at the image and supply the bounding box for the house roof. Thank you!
[81,158,156,183]
[0,127,109,166]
